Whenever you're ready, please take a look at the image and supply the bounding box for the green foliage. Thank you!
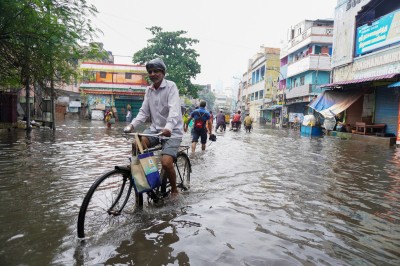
[0,0,101,91]
[198,90,216,112]
[132,26,201,98]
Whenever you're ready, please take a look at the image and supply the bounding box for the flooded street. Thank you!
[0,119,399,265]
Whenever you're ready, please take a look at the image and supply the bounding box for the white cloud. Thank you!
[88,0,337,91]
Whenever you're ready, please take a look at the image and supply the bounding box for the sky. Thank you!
[88,0,338,92]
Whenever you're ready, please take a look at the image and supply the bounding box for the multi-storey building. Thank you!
[79,62,148,121]
[280,19,334,124]
[314,0,400,145]
[242,47,280,122]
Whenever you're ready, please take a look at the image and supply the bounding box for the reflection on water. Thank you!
[0,120,399,265]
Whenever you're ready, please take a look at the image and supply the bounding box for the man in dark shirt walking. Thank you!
[215,110,226,132]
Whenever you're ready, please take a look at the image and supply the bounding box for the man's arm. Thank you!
[184,116,192,132]
[207,120,212,134]
[164,83,182,133]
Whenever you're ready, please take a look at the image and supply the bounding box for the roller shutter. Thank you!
[114,96,144,122]
[374,88,399,136]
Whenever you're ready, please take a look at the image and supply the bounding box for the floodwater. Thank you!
[0,119,399,265]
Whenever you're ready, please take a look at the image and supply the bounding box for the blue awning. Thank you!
[309,90,363,118]
[388,81,400,88]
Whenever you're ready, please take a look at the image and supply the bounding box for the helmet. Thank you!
[146,58,166,73]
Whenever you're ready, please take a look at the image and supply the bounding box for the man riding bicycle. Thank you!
[124,58,183,196]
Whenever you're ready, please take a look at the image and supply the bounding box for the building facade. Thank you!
[280,19,334,124]
[79,62,148,121]
[242,47,280,123]
[319,0,400,144]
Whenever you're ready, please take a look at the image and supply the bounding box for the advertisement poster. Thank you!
[356,9,400,56]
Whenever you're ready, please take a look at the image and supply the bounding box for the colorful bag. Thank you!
[130,134,161,193]
[194,111,205,129]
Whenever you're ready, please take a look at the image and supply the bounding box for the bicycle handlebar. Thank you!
[124,132,163,137]
[123,132,174,141]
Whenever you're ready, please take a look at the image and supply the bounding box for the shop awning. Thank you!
[388,81,400,88]
[320,73,399,88]
[309,90,363,118]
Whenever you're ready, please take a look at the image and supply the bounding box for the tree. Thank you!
[0,0,101,131]
[198,90,216,112]
[132,26,201,98]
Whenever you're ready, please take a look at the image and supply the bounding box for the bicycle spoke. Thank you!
[77,169,142,239]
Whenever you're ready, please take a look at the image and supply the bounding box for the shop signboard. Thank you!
[355,9,400,56]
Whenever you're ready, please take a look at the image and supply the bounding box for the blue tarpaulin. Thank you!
[309,90,363,118]
[388,81,400,88]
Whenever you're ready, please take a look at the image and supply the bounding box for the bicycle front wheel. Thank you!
[77,168,143,239]
[176,152,191,190]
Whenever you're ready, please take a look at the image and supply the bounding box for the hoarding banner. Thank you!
[356,9,400,56]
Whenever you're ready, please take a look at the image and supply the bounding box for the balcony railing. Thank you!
[285,84,312,99]
[288,26,333,51]
[287,54,331,78]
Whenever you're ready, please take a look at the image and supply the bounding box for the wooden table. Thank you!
[355,122,386,135]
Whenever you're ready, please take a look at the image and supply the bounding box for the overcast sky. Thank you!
[88,0,338,91]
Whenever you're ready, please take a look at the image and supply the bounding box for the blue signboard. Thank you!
[355,9,400,56]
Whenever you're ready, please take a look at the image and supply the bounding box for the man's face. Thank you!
[147,68,164,84]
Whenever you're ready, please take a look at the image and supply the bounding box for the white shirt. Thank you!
[130,79,184,138]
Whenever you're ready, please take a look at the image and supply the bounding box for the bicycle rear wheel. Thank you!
[77,168,143,239]
[176,152,191,190]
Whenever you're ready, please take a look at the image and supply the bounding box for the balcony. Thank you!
[285,84,312,99]
[287,54,331,78]
[287,26,333,54]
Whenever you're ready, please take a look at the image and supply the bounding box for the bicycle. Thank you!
[77,132,191,239]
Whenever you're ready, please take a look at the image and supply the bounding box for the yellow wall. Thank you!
[96,72,147,85]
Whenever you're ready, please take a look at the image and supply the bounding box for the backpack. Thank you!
[194,111,205,129]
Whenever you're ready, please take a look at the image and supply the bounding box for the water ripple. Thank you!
[1,121,399,265]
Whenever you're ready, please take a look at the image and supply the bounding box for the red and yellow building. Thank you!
[79,62,149,121]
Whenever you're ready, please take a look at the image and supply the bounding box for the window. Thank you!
[125,73,132,79]
[260,66,265,80]
[300,76,305,86]
[321,46,329,54]
[100,72,106,78]
[255,69,260,83]
[259,90,264,98]
[255,91,259,99]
